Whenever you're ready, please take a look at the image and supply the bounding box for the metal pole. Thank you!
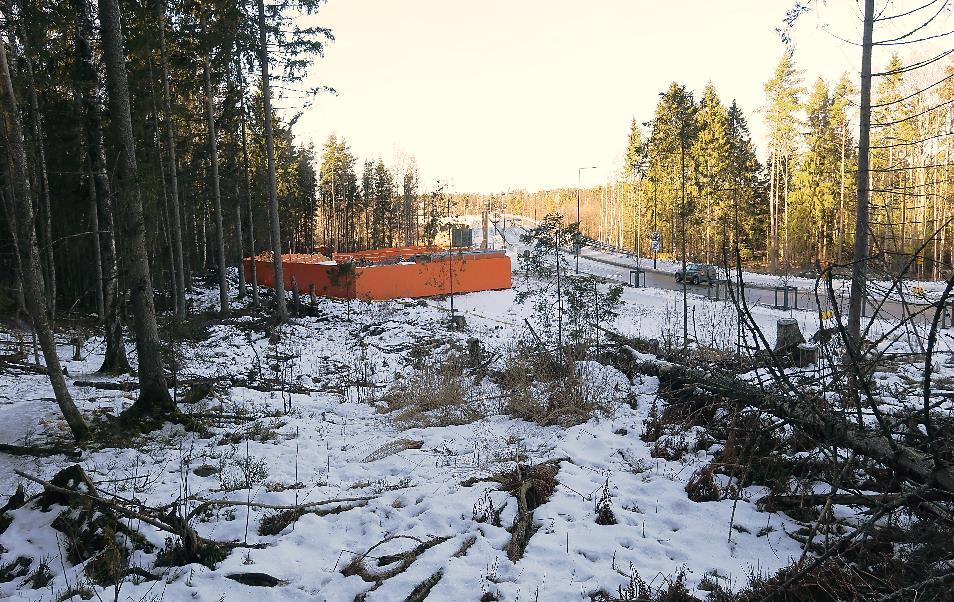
[576,168,581,274]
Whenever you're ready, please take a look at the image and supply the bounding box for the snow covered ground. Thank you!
[0,234,950,600]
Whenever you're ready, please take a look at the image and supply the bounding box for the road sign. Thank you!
[650,231,661,253]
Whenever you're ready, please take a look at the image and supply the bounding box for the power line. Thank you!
[869,161,954,171]
[877,28,954,46]
[870,130,954,149]
[871,69,954,107]
[876,0,944,22]
[871,175,954,189]
[872,48,954,76]
[874,0,949,43]
[870,96,954,127]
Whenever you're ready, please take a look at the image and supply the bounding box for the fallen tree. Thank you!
[610,343,954,497]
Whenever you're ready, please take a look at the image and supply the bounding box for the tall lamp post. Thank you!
[576,165,597,273]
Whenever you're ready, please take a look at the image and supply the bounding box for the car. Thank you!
[674,263,718,285]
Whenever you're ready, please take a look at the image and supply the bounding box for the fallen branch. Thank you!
[616,349,954,496]
[187,494,376,513]
[14,469,179,535]
[342,534,451,583]
[72,379,138,391]
[0,442,79,458]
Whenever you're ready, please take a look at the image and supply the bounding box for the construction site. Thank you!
[244,243,512,302]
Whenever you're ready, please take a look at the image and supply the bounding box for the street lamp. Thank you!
[576,165,597,273]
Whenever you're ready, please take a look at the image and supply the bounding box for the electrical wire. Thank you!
[874,0,949,43]
[870,96,954,127]
[870,130,954,149]
[871,69,954,107]
[876,0,943,21]
[872,48,954,76]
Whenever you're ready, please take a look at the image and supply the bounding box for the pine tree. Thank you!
[73,0,129,373]
[647,83,698,345]
[202,12,229,316]
[725,100,767,260]
[763,52,803,271]
[790,77,839,266]
[98,0,174,416]
[623,118,645,254]
[157,0,186,321]
[871,54,916,271]
[693,83,730,263]
[831,72,858,263]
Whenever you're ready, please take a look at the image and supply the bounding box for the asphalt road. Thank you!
[575,245,941,326]
[485,217,945,326]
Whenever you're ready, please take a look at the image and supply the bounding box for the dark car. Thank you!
[675,263,718,285]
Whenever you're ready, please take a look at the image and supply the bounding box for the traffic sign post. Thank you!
[650,231,660,269]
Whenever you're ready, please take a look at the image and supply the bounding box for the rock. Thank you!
[193,464,219,478]
[226,572,281,587]
[181,381,214,404]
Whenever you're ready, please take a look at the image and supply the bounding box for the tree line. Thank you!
[476,51,953,279]
[315,135,451,252]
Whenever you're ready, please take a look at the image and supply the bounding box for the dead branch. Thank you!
[618,352,954,496]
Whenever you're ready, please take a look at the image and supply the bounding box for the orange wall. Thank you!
[244,251,511,301]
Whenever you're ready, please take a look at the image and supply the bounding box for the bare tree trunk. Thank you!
[0,34,89,441]
[203,49,229,316]
[18,13,56,320]
[73,0,129,373]
[98,0,173,414]
[87,159,104,319]
[158,0,186,320]
[680,122,688,348]
[768,151,778,274]
[838,121,847,263]
[848,0,874,348]
[257,0,288,321]
[237,62,259,307]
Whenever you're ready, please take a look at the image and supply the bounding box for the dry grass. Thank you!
[496,344,621,427]
[384,357,485,427]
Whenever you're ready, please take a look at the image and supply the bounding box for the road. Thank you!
[479,215,946,327]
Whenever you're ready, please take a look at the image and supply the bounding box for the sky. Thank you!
[285,1,943,193]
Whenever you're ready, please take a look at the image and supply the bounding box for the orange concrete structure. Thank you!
[244,246,511,301]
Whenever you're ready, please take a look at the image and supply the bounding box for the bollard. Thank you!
[309,283,316,309]
[706,279,727,301]
[796,343,818,367]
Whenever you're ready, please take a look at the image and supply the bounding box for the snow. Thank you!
[0,224,950,600]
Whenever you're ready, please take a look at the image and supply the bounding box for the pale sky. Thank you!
[286,1,944,193]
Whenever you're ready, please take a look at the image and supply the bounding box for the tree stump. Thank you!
[467,337,482,367]
[775,318,805,355]
[796,343,818,368]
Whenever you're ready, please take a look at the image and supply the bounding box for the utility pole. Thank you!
[847,0,874,349]
[447,188,455,320]
[680,118,689,349]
